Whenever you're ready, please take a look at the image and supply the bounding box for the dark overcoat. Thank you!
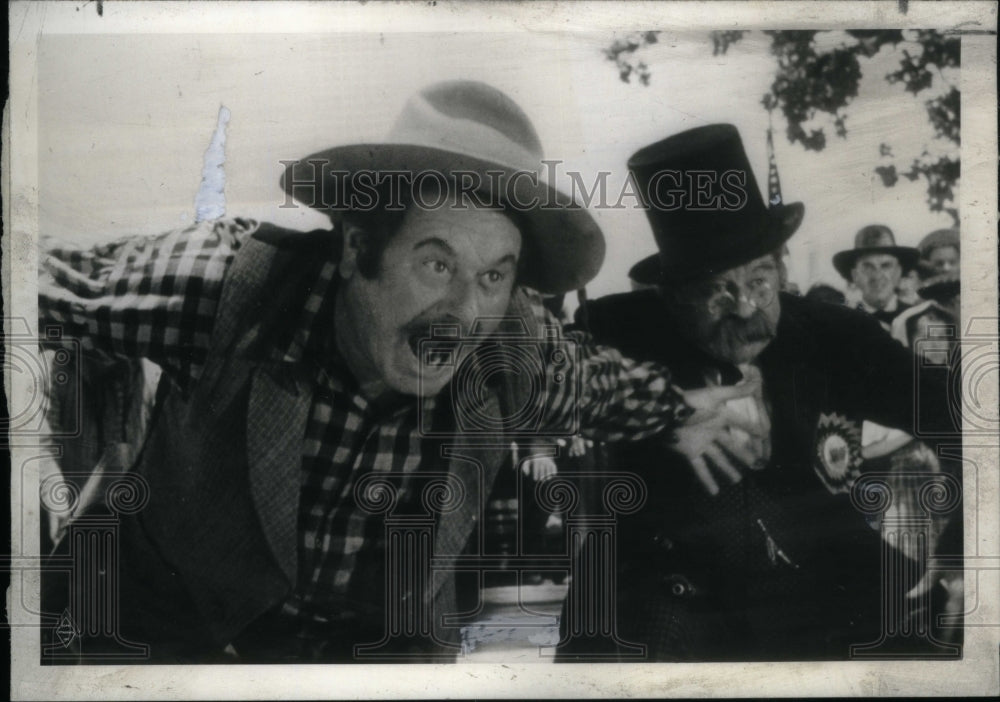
[559,289,961,661]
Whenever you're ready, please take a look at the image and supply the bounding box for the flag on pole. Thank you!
[766,111,790,259]
[766,112,783,207]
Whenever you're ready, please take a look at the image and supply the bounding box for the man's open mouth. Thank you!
[408,332,459,369]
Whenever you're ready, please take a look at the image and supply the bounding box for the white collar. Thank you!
[860,295,899,315]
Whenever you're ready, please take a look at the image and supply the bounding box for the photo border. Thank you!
[6,1,997,698]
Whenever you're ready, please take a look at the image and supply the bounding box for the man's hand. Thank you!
[522,455,558,481]
[565,435,591,459]
[673,370,770,495]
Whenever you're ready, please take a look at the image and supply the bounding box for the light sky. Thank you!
[39,30,958,300]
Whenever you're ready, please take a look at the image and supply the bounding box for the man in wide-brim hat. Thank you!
[39,81,757,663]
[558,123,961,662]
[833,224,921,329]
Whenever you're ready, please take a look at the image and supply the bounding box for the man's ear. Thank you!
[339,223,365,279]
[777,258,789,289]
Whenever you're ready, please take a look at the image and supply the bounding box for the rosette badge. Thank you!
[814,412,863,494]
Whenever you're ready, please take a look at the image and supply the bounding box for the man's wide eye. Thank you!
[484,270,505,285]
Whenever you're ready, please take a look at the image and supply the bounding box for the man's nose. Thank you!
[442,275,480,332]
[733,291,757,319]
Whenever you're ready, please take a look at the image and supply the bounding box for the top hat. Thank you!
[626,124,804,284]
[832,225,920,280]
[281,81,604,294]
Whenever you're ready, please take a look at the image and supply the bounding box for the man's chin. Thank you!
[413,372,451,397]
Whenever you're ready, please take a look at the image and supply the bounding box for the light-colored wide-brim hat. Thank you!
[281,80,605,295]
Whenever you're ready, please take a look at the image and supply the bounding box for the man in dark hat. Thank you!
[833,224,921,331]
[39,82,756,663]
[557,124,961,661]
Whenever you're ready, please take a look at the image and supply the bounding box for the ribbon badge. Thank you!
[814,412,863,494]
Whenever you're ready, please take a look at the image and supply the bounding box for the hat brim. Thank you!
[832,246,921,280]
[281,143,605,295]
[629,253,663,286]
[647,202,804,284]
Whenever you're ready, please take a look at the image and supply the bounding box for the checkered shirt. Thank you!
[40,217,688,631]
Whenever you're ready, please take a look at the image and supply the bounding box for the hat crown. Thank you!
[832,224,919,279]
[629,123,746,173]
[282,80,605,294]
[388,80,544,172]
[627,124,803,281]
[854,225,897,249]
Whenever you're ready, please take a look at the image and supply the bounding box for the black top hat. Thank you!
[626,123,804,283]
[832,225,920,280]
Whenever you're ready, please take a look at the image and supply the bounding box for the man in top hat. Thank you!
[833,224,921,331]
[557,124,961,661]
[38,81,756,663]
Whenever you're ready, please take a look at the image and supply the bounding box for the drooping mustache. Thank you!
[711,311,775,351]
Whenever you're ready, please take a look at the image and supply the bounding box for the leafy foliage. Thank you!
[605,29,960,223]
[604,31,659,86]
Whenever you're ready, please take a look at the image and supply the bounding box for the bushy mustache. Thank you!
[711,311,775,351]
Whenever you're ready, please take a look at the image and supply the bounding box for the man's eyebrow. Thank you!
[413,237,456,256]
[486,253,518,269]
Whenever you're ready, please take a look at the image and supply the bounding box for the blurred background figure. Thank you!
[919,228,960,276]
[833,224,920,331]
[891,227,960,362]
